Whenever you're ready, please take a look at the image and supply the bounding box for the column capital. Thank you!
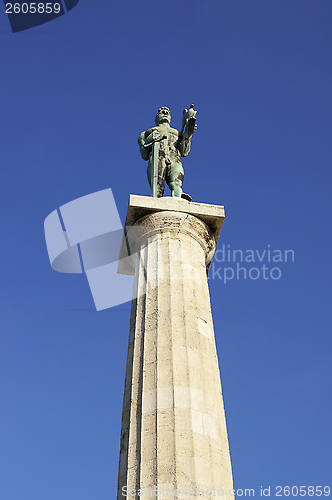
[118,195,225,276]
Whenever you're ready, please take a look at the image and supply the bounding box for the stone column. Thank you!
[117,196,234,499]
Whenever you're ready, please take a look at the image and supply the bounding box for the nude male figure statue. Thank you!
[138,105,197,200]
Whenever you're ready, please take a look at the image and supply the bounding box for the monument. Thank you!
[138,105,197,201]
[117,106,234,498]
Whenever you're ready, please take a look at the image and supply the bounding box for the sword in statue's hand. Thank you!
[144,129,167,198]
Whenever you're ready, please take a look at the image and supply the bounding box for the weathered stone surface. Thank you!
[117,200,233,499]
[118,195,225,276]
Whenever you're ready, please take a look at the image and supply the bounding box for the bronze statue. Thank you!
[138,105,197,201]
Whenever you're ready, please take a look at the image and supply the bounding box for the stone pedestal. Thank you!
[117,196,234,499]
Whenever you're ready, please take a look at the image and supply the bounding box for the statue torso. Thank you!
[145,125,182,164]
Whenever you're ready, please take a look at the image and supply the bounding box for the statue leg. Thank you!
[166,162,184,198]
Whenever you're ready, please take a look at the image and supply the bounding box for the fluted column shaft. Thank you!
[117,210,234,499]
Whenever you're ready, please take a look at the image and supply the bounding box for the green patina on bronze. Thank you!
[138,105,197,201]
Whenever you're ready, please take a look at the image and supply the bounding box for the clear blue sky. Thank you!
[0,1,331,498]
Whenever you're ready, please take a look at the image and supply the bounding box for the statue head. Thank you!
[155,107,171,125]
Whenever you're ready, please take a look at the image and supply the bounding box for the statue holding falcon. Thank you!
[138,105,197,201]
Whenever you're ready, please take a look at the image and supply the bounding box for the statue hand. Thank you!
[184,117,197,137]
[144,129,162,147]
[152,129,162,141]
[182,104,197,136]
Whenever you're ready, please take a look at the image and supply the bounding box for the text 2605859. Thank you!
[274,486,330,497]
[5,3,61,14]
